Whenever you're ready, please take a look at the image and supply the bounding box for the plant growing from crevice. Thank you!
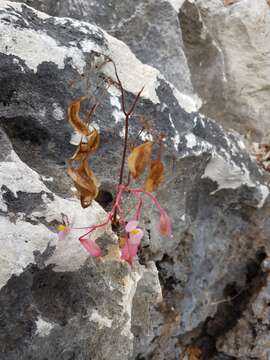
[58,57,172,264]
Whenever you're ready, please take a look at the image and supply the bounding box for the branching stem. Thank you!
[109,58,144,221]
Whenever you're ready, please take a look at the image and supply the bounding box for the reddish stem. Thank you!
[127,187,166,214]
[78,185,125,239]
[118,113,129,186]
[134,193,143,221]
[111,60,143,222]
[118,87,144,186]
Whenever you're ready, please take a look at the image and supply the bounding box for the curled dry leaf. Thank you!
[184,345,202,360]
[144,159,164,192]
[71,129,100,161]
[67,96,91,136]
[224,0,239,5]
[67,159,99,208]
[128,141,153,179]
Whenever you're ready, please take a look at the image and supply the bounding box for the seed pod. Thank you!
[144,159,164,192]
[128,141,153,179]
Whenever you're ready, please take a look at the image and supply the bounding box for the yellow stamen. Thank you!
[58,224,66,232]
[131,229,140,235]
[119,237,126,249]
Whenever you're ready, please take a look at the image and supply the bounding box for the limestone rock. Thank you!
[0,1,270,359]
[180,0,270,141]
[217,264,270,359]
[9,0,195,96]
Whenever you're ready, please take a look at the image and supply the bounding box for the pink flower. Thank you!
[121,220,144,264]
[125,220,139,232]
[80,237,102,257]
[57,224,70,241]
[159,211,172,237]
[125,221,144,245]
[121,239,139,264]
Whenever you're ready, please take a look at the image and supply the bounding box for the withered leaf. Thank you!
[128,141,153,179]
[67,96,91,136]
[185,346,202,360]
[80,190,96,208]
[73,181,96,208]
[144,159,164,192]
[68,159,99,208]
[83,128,100,153]
[224,0,239,5]
[71,129,100,161]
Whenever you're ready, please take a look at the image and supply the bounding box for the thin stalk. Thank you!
[109,62,143,222]
[118,112,129,185]
[118,87,144,186]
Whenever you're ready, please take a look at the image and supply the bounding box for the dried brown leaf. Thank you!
[183,346,202,360]
[82,129,100,153]
[71,129,100,161]
[224,0,239,5]
[67,96,91,136]
[67,159,99,208]
[144,159,164,192]
[128,141,153,179]
[80,191,96,208]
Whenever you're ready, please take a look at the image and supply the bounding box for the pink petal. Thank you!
[159,211,172,237]
[58,227,70,241]
[129,229,144,245]
[128,243,139,258]
[121,241,130,261]
[80,238,102,257]
[125,220,139,232]
[121,240,139,264]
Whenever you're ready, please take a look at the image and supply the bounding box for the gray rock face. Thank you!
[180,0,270,141]
[216,263,270,360]
[10,0,195,96]
[18,0,270,143]
[0,1,270,360]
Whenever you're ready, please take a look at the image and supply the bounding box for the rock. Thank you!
[9,0,196,97]
[0,121,152,359]
[21,0,270,143]
[180,0,270,141]
[0,1,270,359]
[217,267,270,359]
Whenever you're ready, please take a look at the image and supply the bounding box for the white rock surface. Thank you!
[0,149,108,288]
[192,0,270,140]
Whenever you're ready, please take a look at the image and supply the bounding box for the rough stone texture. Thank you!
[1,1,270,360]
[9,0,195,97]
[180,0,270,141]
[216,262,270,360]
[18,0,270,143]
